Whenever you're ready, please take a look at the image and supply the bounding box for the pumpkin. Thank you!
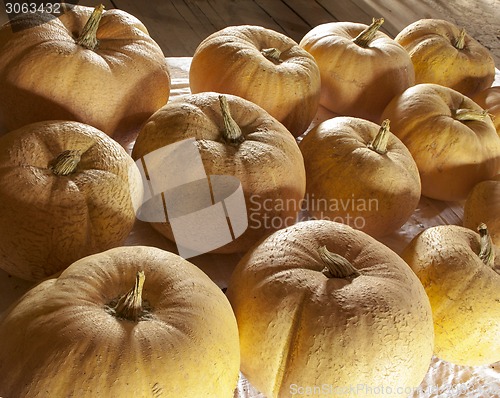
[395,19,495,98]
[401,224,500,366]
[463,174,500,246]
[189,25,321,137]
[226,219,434,398]
[472,86,500,136]
[131,92,306,255]
[0,245,240,397]
[381,83,500,201]
[0,120,143,281]
[0,4,171,137]
[299,117,421,237]
[299,18,415,123]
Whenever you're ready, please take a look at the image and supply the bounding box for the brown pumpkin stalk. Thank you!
[454,28,466,50]
[319,245,360,278]
[477,223,496,269]
[261,47,282,64]
[49,149,82,176]
[353,17,384,47]
[368,119,390,155]
[219,95,245,145]
[112,270,146,322]
[453,108,489,122]
[76,4,105,50]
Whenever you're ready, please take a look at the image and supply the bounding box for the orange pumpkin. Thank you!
[189,25,321,137]
[299,18,415,122]
[0,4,170,137]
[395,19,495,97]
[381,83,500,201]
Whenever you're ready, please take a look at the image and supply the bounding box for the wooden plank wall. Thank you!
[0,1,498,65]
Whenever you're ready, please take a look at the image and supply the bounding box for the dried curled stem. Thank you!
[76,4,105,50]
[319,246,360,279]
[353,17,384,47]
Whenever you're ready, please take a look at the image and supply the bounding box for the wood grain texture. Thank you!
[0,1,497,63]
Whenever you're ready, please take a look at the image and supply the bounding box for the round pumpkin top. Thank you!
[299,19,415,122]
[299,117,421,237]
[0,245,240,397]
[300,117,420,195]
[0,120,142,280]
[190,24,319,81]
[189,25,321,137]
[464,174,500,246]
[131,91,305,208]
[0,4,170,136]
[472,86,500,135]
[381,83,500,201]
[395,18,495,97]
[226,219,434,397]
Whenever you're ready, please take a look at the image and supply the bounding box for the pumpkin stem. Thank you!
[219,95,245,146]
[477,223,495,269]
[319,246,360,279]
[261,48,282,64]
[353,17,384,47]
[454,28,466,50]
[453,108,488,122]
[113,271,146,322]
[76,4,105,50]
[368,119,390,155]
[50,150,82,176]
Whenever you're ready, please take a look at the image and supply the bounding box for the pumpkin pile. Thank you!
[0,3,499,397]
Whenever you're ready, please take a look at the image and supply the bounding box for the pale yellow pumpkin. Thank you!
[395,19,495,97]
[381,83,500,201]
[131,92,306,254]
[0,245,240,397]
[299,18,415,122]
[0,120,143,281]
[227,219,434,398]
[472,86,500,136]
[402,224,500,366]
[463,174,500,246]
[0,4,170,137]
[299,117,421,237]
[189,25,321,137]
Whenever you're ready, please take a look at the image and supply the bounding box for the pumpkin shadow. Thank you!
[0,79,81,135]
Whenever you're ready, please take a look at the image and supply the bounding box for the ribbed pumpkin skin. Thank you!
[402,225,500,366]
[299,21,415,123]
[472,86,500,136]
[395,19,495,98]
[0,246,241,398]
[299,116,421,238]
[0,121,143,281]
[0,4,170,137]
[189,25,321,137]
[381,83,500,201]
[463,175,500,246]
[131,92,306,254]
[227,220,434,398]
